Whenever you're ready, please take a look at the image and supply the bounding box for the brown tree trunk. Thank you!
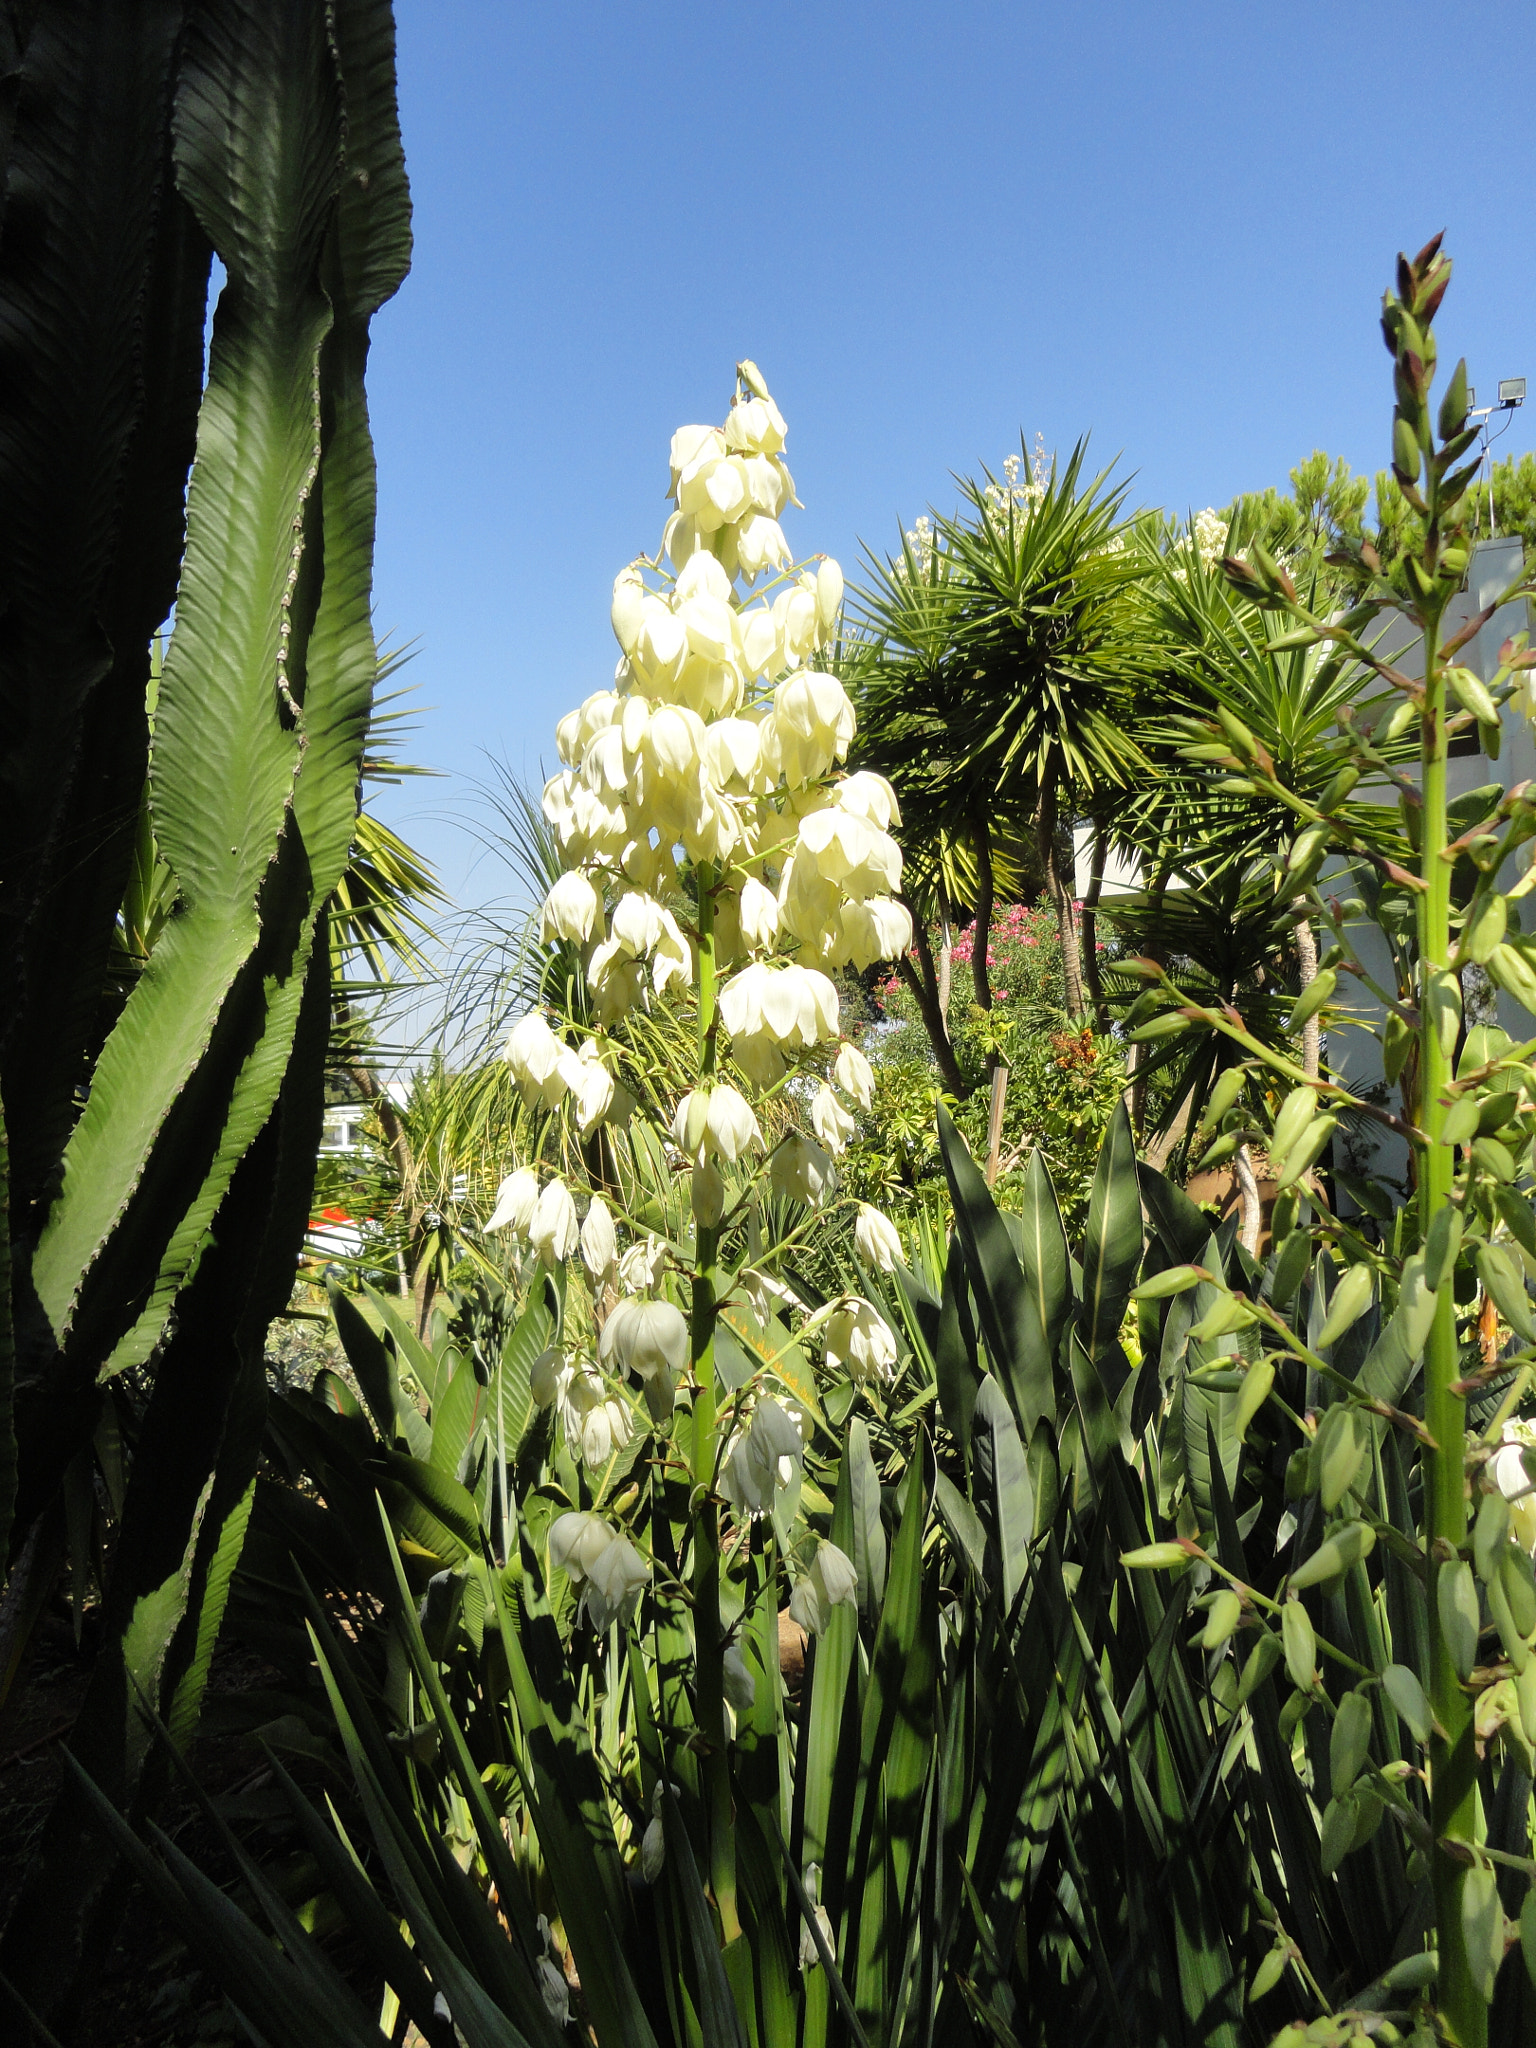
[969,808,996,1014]
[1127,862,1171,1137]
[1037,782,1084,1019]
[1081,818,1108,1034]
[1293,904,1320,1080]
[937,881,953,1021]
[897,952,968,1099]
[1234,1141,1261,1256]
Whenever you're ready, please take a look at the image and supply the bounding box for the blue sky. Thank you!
[366,0,1534,910]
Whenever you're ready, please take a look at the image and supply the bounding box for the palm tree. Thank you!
[850,441,1148,1036]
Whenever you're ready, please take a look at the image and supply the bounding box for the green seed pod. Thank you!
[1286,969,1337,1035]
[1188,1293,1254,1344]
[1269,1086,1319,1174]
[1270,1228,1312,1308]
[1521,1886,1536,1993]
[1120,1542,1191,1571]
[1289,1519,1375,1590]
[1486,941,1536,1014]
[1234,1359,1275,1442]
[1474,1490,1512,1581]
[1460,1863,1504,2006]
[1464,890,1508,964]
[1282,1600,1317,1691]
[1478,1243,1536,1340]
[1248,1945,1288,2004]
[1330,1687,1374,1798]
[1200,1588,1243,1650]
[1276,1116,1338,1192]
[1237,1629,1284,1703]
[1518,1657,1536,1746]
[1440,1093,1484,1149]
[1423,1205,1463,1291]
[1270,1188,1299,1246]
[1424,968,1463,1060]
[1485,1566,1529,1673]
[1283,1444,1316,1500]
[1347,1784,1386,1852]
[1316,1263,1374,1350]
[1446,663,1498,724]
[1130,1265,1204,1301]
[1477,1090,1521,1135]
[1383,1008,1413,1084]
[1500,1544,1536,1640]
[1277,1688,1312,1741]
[1318,1407,1366,1512]
[1285,821,1330,884]
[1438,1559,1482,1681]
[1473,1135,1518,1183]
[1320,1792,1358,1876]
[1381,1662,1432,1744]
[1202,1065,1249,1130]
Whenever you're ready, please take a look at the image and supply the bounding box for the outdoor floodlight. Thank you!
[1499,377,1526,407]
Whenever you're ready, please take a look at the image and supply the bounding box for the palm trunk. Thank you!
[969,808,996,1014]
[1037,782,1084,1019]
[1127,862,1171,1137]
[897,952,967,1099]
[937,881,953,1020]
[1233,1142,1261,1256]
[1293,904,1320,1080]
[1081,818,1108,1033]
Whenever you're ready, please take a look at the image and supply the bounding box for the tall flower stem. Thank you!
[689,873,738,1937]
[1418,615,1480,2044]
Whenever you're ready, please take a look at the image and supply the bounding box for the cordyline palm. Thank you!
[851,439,1148,1031]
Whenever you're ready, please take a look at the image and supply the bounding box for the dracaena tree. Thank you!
[487,362,916,1930]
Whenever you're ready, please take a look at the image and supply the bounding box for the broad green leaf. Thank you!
[1079,1100,1143,1364]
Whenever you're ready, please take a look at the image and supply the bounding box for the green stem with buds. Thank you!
[1419,614,1481,2041]
[688,873,738,1938]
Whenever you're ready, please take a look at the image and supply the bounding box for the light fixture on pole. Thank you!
[1467,377,1525,537]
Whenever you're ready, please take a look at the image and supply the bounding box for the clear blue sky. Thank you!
[366,0,1534,909]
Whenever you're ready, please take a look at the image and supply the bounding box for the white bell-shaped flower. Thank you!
[600,1295,689,1383]
[770,1131,835,1208]
[540,869,600,945]
[485,1166,539,1237]
[618,1236,666,1294]
[691,1155,726,1228]
[583,1530,650,1630]
[737,876,780,953]
[810,1083,856,1155]
[722,1641,757,1714]
[816,557,844,632]
[833,1041,876,1111]
[770,670,856,784]
[788,1540,859,1635]
[840,896,913,970]
[796,809,902,898]
[855,1204,903,1275]
[701,717,766,795]
[723,394,787,455]
[834,770,900,830]
[586,938,648,1026]
[670,422,724,487]
[630,596,688,692]
[825,1298,897,1383]
[672,1084,763,1163]
[611,567,647,655]
[570,1046,615,1135]
[505,1012,571,1110]
[549,1509,616,1582]
[735,513,790,581]
[581,1396,632,1473]
[529,1177,580,1267]
[580,1195,617,1283]
[739,604,782,681]
[530,1346,566,1407]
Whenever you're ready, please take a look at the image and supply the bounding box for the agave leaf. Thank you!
[1078,1100,1143,1368]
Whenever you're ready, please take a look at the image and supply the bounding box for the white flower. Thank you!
[735,513,791,581]
[583,1530,650,1630]
[788,1541,859,1636]
[539,869,600,946]
[810,1083,856,1156]
[672,1084,763,1163]
[529,1177,579,1266]
[825,1298,897,1383]
[505,1012,571,1110]
[537,1953,571,2027]
[815,558,844,632]
[796,1865,834,1972]
[839,895,913,969]
[795,808,901,899]
[834,770,899,830]
[1492,1437,1536,1549]
[721,1396,804,1518]
[833,1041,875,1111]
[580,1195,617,1283]
[530,1346,565,1407]
[549,1509,617,1583]
[570,1045,616,1134]
[581,1396,632,1472]
[618,1235,666,1294]
[768,670,856,784]
[600,1295,689,1383]
[719,961,840,1050]
[722,1641,756,1714]
[855,1204,903,1275]
[485,1166,539,1236]
[641,1810,666,1883]
[770,1131,836,1208]
[723,394,787,455]
[737,875,780,952]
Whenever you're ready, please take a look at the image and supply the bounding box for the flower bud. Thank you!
[816,557,844,633]
[580,1196,617,1282]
